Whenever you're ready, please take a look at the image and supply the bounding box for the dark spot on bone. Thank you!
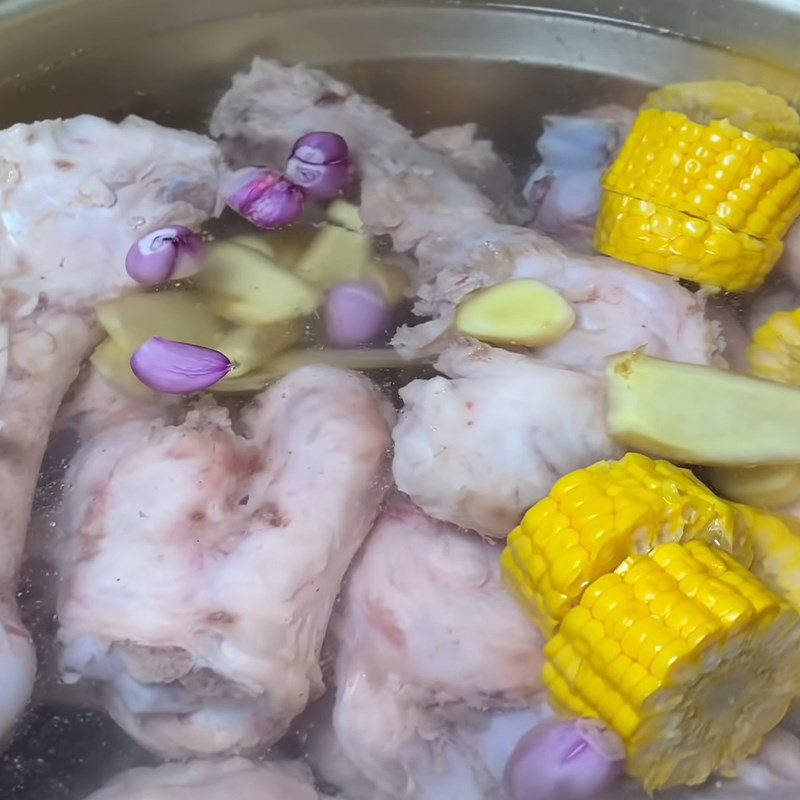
[315,91,346,106]
[189,510,206,523]
[205,610,236,625]
[54,159,75,170]
[257,502,289,528]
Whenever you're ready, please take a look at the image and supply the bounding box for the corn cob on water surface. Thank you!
[748,307,800,386]
[502,453,800,792]
[594,82,800,291]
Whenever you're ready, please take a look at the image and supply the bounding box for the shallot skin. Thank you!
[325,281,391,348]
[224,168,306,229]
[503,718,624,800]
[286,131,351,199]
[125,226,205,285]
[130,337,233,394]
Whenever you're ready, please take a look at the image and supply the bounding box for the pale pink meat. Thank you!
[83,757,323,800]
[0,114,221,741]
[57,366,393,757]
[312,501,545,799]
[209,59,717,370]
[523,104,634,248]
[393,342,619,537]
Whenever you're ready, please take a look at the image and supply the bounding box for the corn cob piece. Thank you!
[605,351,800,465]
[731,503,800,612]
[642,81,800,152]
[543,539,800,792]
[602,110,800,240]
[593,191,782,292]
[500,453,750,636]
[748,307,800,386]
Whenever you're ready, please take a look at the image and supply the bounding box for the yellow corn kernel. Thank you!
[501,453,747,634]
[603,110,800,240]
[454,279,576,347]
[732,503,800,613]
[593,191,782,292]
[542,540,800,792]
[642,81,800,152]
[749,307,800,386]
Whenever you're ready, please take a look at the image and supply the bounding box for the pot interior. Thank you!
[1,1,799,798]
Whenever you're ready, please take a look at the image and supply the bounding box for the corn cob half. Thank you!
[500,453,750,636]
[543,539,800,791]
[602,109,800,240]
[642,81,800,152]
[595,81,800,291]
[593,191,783,292]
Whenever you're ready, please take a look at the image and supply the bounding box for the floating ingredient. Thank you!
[455,279,575,347]
[90,338,155,399]
[194,240,320,326]
[327,199,364,231]
[223,167,306,229]
[125,225,205,285]
[213,347,412,393]
[293,224,373,289]
[504,718,624,800]
[96,290,224,352]
[501,452,746,636]
[130,337,233,394]
[704,463,800,509]
[285,131,351,200]
[542,540,800,791]
[642,81,800,150]
[325,280,391,347]
[595,82,800,291]
[214,323,301,376]
[367,261,408,306]
[502,454,800,791]
[606,351,800,465]
[748,306,800,386]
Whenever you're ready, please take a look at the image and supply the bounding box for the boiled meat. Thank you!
[0,114,221,740]
[312,501,545,799]
[209,59,717,370]
[57,366,393,757]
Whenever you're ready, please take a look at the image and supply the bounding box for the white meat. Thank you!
[56,366,393,757]
[83,757,323,800]
[523,105,634,246]
[209,59,716,370]
[312,501,545,799]
[393,342,619,537]
[0,114,221,741]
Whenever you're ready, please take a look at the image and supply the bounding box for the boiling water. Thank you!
[0,9,792,794]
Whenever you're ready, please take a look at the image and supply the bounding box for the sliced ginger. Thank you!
[91,338,155,399]
[606,351,800,465]
[230,229,308,268]
[327,200,364,232]
[194,240,320,326]
[215,323,301,376]
[213,347,411,393]
[293,224,373,289]
[97,291,225,352]
[705,464,800,509]
[455,279,575,347]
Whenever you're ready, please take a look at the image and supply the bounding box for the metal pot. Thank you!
[1,0,799,797]
[1,0,799,155]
